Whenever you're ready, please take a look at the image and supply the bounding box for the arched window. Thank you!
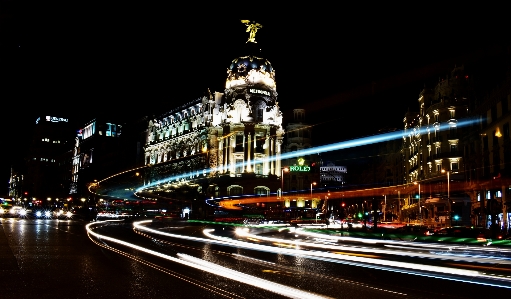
[254,186,269,196]
[227,185,243,196]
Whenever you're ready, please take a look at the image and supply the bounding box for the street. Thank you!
[2,217,511,298]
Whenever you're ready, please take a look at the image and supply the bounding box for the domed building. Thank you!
[141,21,284,218]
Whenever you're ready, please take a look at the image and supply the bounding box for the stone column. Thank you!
[246,133,252,172]
[503,185,508,233]
[230,135,235,174]
[218,137,224,173]
[208,128,218,177]
[264,135,270,175]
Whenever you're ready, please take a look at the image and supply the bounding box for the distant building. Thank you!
[467,67,511,230]
[22,115,75,203]
[320,162,346,186]
[70,118,124,197]
[282,109,320,194]
[402,66,473,225]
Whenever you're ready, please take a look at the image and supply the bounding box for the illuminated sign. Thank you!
[290,165,311,172]
[46,116,68,123]
[249,89,271,96]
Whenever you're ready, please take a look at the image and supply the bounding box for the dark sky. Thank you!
[1,3,509,191]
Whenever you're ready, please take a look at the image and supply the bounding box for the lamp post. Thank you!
[310,182,316,199]
[383,194,386,222]
[281,168,288,198]
[441,169,451,227]
[414,182,422,225]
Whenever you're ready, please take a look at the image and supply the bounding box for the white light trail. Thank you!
[136,117,479,192]
[131,220,511,288]
[86,221,331,299]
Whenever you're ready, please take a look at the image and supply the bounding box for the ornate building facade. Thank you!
[141,24,284,209]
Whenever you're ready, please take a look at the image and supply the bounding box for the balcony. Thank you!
[408,164,419,174]
[431,151,462,160]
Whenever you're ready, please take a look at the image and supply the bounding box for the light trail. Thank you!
[86,220,332,299]
[237,227,511,265]
[136,117,480,192]
[131,220,511,289]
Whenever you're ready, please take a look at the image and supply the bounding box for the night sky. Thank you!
[1,4,509,192]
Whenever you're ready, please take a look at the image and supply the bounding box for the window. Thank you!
[451,162,458,171]
[450,144,457,152]
[254,186,269,196]
[449,110,455,118]
[502,99,508,113]
[255,162,263,175]
[255,108,264,122]
[436,164,441,172]
[235,159,243,173]
[228,186,243,196]
[491,105,497,123]
[235,134,244,152]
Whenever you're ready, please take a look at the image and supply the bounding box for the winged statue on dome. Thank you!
[241,20,262,43]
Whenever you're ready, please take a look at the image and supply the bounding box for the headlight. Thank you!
[36,211,42,217]
[0,208,5,214]
[44,211,52,218]
[65,211,73,218]
[19,209,27,216]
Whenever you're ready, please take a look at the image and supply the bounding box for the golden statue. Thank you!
[241,20,262,43]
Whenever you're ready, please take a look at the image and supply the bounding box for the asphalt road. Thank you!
[2,217,510,299]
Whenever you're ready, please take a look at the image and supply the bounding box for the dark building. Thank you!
[22,115,75,204]
[70,117,125,199]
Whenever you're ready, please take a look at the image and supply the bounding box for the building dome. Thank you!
[226,55,276,91]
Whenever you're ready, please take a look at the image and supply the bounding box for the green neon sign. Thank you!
[290,165,311,172]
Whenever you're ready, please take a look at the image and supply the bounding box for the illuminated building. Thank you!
[320,162,346,186]
[141,22,284,211]
[402,66,472,225]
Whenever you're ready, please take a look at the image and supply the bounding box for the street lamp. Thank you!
[310,182,316,198]
[441,169,451,227]
[281,168,288,198]
[383,194,387,222]
[414,182,422,225]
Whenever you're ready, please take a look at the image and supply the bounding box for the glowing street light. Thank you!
[281,167,288,198]
[310,182,316,198]
[414,181,422,225]
[441,169,451,227]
